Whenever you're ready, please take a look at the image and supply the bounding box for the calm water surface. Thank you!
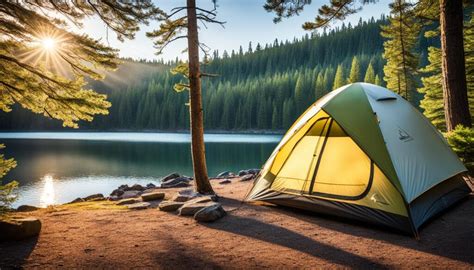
[0,132,281,207]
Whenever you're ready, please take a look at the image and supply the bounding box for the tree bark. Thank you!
[186,0,214,194]
[439,0,471,131]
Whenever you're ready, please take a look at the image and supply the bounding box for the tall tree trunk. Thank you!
[186,0,214,194]
[439,0,471,131]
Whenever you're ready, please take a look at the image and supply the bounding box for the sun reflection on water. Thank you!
[40,175,56,207]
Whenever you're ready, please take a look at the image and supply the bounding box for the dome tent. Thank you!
[246,83,471,235]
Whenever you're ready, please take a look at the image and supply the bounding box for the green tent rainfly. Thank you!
[246,83,471,235]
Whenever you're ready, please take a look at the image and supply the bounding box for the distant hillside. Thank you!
[0,16,436,131]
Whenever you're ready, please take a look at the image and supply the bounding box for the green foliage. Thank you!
[364,62,376,83]
[0,17,389,131]
[348,56,362,83]
[333,64,346,89]
[418,12,474,131]
[0,1,160,128]
[381,0,420,101]
[445,125,474,171]
[0,144,17,214]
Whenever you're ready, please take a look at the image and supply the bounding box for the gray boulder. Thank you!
[68,197,85,204]
[0,217,42,241]
[178,202,217,216]
[125,184,145,192]
[194,203,226,222]
[219,179,231,185]
[117,198,140,205]
[161,172,180,182]
[238,170,248,176]
[141,192,165,202]
[161,176,192,188]
[121,190,141,199]
[16,205,40,212]
[147,183,156,188]
[247,169,261,175]
[84,193,105,201]
[158,201,184,212]
[216,171,234,178]
[127,202,150,210]
[239,174,254,182]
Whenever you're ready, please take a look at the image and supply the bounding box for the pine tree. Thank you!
[347,56,362,83]
[294,75,305,108]
[381,0,420,101]
[333,65,345,90]
[364,62,376,84]
[374,75,382,86]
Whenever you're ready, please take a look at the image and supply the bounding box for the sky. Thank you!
[83,0,391,62]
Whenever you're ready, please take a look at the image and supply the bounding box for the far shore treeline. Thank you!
[0,16,451,131]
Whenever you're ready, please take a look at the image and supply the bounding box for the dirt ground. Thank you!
[1,180,473,269]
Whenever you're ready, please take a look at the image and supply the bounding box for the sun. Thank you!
[41,37,57,51]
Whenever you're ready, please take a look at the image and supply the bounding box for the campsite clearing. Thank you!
[0,180,473,269]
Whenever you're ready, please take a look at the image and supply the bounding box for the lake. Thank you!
[0,132,281,208]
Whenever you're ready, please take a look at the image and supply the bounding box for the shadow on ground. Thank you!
[217,195,474,266]
[0,236,38,268]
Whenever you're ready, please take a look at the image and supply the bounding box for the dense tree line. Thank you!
[0,16,438,131]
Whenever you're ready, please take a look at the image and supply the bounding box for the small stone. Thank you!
[238,170,248,176]
[141,192,165,202]
[68,197,85,204]
[239,174,254,182]
[194,203,226,222]
[121,190,141,199]
[171,194,194,202]
[84,193,105,201]
[216,171,234,178]
[185,196,215,204]
[158,201,184,212]
[127,202,150,210]
[110,189,124,197]
[116,198,140,205]
[16,205,39,212]
[178,202,217,216]
[161,172,180,182]
[161,176,192,188]
[0,217,42,241]
[108,196,120,201]
[125,184,145,192]
[219,179,231,185]
[146,183,156,189]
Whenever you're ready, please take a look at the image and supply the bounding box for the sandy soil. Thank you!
[1,180,473,269]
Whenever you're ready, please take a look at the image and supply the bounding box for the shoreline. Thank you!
[0,129,286,135]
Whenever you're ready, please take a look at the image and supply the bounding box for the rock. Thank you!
[108,196,120,201]
[146,183,156,189]
[110,188,124,197]
[219,179,231,185]
[116,198,140,205]
[216,171,234,178]
[142,188,157,194]
[0,217,42,241]
[161,176,192,188]
[121,190,141,199]
[194,203,226,222]
[171,194,194,202]
[16,205,39,212]
[141,192,165,202]
[247,169,261,175]
[161,172,180,182]
[239,174,254,182]
[84,193,105,201]
[125,184,145,192]
[158,201,184,212]
[160,181,190,188]
[68,197,85,204]
[185,196,216,204]
[178,202,217,216]
[127,202,150,210]
[238,170,248,176]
